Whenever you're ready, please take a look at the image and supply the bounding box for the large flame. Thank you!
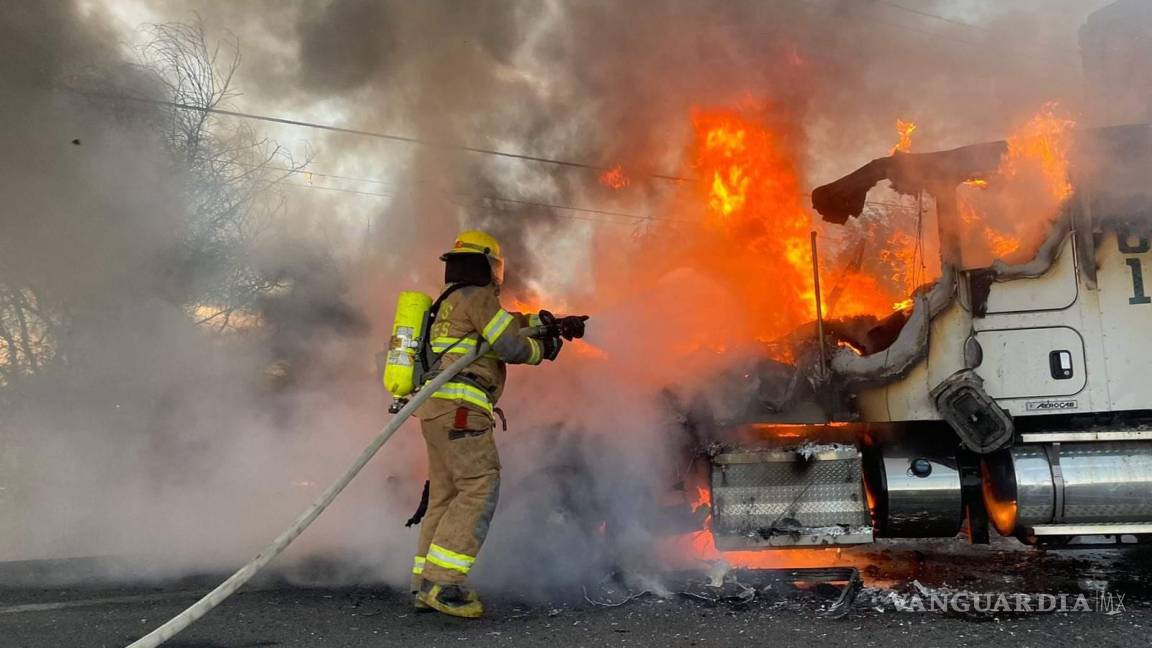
[675,107,909,350]
[550,102,1077,573]
[509,102,1078,574]
[1003,102,1075,203]
[533,104,932,378]
[692,107,816,341]
[957,103,1076,266]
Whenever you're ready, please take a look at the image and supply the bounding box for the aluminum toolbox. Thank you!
[710,445,873,549]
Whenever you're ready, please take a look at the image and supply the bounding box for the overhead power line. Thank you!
[871,0,1081,56]
[873,0,991,32]
[65,88,693,183]
[796,0,1080,57]
[67,87,920,226]
[282,182,689,227]
[272,164,913,211]
[285,176,919,232]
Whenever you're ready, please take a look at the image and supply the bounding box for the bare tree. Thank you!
[0,19,308,402]
[139,19,309,332]
[0,283,59,392]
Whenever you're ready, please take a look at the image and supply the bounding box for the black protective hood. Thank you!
[443,252,493,287]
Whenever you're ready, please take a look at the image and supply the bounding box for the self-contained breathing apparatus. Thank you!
[382,285,471,413]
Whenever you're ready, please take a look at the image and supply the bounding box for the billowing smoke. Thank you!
[0,0,1120,599]
[0,2,411,583]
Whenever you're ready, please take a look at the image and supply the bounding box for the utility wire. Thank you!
[65,88,693,183]
[274,164,915,211]
[796,0,1080,57]
[68,87,919,224]
[282,182,690,226]
[873,1,1080,56]
[873,0,991,32]
[64,86,989,208]
[286,179,920,236]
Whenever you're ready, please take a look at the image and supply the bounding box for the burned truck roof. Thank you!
[811,123,1152,226]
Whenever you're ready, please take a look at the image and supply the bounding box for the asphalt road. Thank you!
[3,541,1152,648]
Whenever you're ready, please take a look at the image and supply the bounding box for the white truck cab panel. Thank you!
[856,228,1152,422]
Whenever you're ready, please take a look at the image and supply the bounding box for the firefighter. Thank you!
[411,230,587,618]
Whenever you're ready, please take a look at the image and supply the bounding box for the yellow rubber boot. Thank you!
[411,576,433,612]
[417,582,484,619]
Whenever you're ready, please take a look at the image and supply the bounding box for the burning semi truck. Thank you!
[699,122,1152,556]
[685,0,1152,559]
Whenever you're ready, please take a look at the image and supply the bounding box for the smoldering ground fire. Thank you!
[3,0,1149,619]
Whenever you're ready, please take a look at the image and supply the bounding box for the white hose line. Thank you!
[126,342,491,648]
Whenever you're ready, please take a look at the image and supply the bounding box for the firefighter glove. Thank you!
[557,315,588,341]
[537,310,588,341]
[537,310,561,338]
[541,336,563,361]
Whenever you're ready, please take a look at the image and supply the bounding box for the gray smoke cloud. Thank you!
[0,2,414,585]
[0,0,1125,601]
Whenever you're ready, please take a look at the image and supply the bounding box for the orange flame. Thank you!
[956,102,1076,266]
[690,107,815,342]
[670,529,864,570]
[1003,102,1075,202]
[680,107,906,351]
[893,119,918,154]
[568,339,608,359]
[504,297,544,316]
[599,164,631,190]
[690,483,711,511]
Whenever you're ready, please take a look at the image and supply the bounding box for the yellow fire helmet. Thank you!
[442,230,505,285]
[443,230,502,260]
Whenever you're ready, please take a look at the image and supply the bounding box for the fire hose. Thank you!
[124,336,505,648]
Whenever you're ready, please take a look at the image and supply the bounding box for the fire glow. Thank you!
[957,103,1076,266]
[893,119,917,153]
[650,103,1076,570]
[1003,102,1076,203]
[599,164,630,190]
[684,107,908,350]
[552,101,1079,573]
[668,469,864,571]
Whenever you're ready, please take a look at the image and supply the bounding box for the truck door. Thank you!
[975,327,1087,401]
[971,236,1089,409]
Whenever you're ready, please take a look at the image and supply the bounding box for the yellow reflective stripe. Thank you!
[431,336,477,352]
[482,310,514,343]
[527,338,542,364]
[426,543,475,574]
[431,381,493,413]
[528,314,543,327]
[431,336,498,359]
[412,556,426,575]
[429,544,475,565]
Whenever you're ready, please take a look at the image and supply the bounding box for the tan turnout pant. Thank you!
[411,405,500,588]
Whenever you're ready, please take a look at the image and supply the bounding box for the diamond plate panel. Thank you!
[710,447,872,549]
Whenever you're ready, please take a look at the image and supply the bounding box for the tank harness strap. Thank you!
[418,283,470,375]
[405,480,431,528]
